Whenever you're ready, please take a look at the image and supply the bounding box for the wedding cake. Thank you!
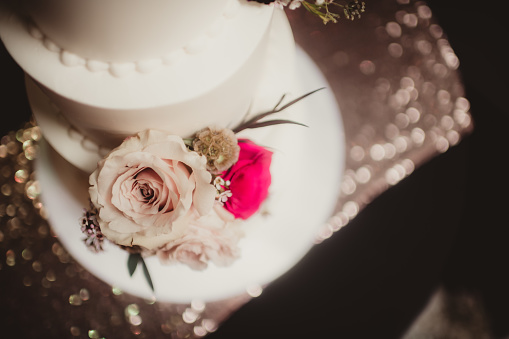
[0,0,345,303]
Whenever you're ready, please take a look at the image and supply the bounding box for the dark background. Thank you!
[1,1,508,338]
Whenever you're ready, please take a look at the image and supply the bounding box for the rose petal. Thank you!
[107,216,144,234]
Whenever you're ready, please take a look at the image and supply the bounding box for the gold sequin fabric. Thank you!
[0,1,472,337]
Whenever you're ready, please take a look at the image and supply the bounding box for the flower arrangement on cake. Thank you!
[80,91,320,289]
[249,0,365,24]
[74,0,366,291]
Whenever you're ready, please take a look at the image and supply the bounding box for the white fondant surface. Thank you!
[35,48,345,303]
[21,0,232,62]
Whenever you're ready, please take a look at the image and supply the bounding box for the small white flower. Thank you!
[275,0,292,8]
[289,1,303,10]
[213,176,226,190]
[217,190,233,205]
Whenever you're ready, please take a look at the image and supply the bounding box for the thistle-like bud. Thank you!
[193,127,240,174]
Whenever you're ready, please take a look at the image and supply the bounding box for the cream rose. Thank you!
[89,129,217,250]
[156,204,244,270]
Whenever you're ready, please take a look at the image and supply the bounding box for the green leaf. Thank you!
[140,256,155,292]
[242,119,308,130]
[233,88,324,134]
[127,253,154,292]
[127,253,141,277]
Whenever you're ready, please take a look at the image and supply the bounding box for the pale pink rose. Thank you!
[89,130,217,250]
[156,204,244,270]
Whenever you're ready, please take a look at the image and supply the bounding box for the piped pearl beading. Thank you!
[46,100,111,158]
[26,0,240,78]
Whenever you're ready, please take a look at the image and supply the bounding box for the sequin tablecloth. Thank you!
[0,1,473,338]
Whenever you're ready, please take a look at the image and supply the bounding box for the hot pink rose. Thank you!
[156,204,243,270]
[89,130,217,250]
[221,140,272,219]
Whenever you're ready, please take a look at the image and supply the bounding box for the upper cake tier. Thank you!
[0,0,282,163]
[21,0,232,63]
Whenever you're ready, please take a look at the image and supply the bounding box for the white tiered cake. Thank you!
[0,0,345,303]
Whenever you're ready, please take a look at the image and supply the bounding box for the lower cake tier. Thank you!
[34,47,346,303]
